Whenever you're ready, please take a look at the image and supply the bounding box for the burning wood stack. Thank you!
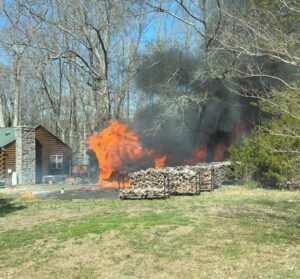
[119,161,233,199]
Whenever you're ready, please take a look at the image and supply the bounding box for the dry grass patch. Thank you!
[0,186,300,278]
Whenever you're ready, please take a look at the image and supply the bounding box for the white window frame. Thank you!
[50,154,63,170]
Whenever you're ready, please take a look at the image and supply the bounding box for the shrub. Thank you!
[230,87,300,187]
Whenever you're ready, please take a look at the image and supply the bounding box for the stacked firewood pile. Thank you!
[119,161,233,199]
[162,168,200,194]
[209,161,234,186]
[128,168,167,190]
[186,165,213,191]
[119,169,170,199]
[280,181,300,191]
[170,161,234,191]
[128,167,200,194]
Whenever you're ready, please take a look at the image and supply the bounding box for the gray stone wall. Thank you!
[15,126,36,185]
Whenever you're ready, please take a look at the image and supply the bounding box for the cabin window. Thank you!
[50,155,63,169]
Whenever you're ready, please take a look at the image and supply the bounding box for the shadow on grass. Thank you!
[0,198,26,217]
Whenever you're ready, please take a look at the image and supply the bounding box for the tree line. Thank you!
[0,0,299,183]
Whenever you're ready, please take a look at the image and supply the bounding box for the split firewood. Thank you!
[119,161,234,199]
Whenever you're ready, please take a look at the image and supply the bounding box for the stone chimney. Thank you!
[15,126,36,185]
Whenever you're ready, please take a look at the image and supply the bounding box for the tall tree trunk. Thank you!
[56,59,63,135]
[68,64,78,150]
[0,96,6,127]
[12,54,21,126]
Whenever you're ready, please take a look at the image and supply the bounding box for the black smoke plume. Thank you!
[132,46,255,162]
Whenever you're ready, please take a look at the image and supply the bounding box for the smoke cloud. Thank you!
[132,47,254,163]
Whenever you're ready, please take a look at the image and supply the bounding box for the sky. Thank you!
[0,1,203,67]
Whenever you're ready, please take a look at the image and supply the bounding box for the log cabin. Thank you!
[0,125,72,185]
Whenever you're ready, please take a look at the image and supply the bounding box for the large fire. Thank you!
[87,120,169,186]
[88,120,142,181]
[87,120,245,187]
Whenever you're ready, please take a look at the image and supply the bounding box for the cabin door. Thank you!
[36,140,43,183]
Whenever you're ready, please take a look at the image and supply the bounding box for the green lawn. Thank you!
[0,186,299,279]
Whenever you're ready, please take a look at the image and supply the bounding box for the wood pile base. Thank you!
[119,187,170,200]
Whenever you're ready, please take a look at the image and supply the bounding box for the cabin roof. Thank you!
[0,127,15,148]
[0,126,71,150]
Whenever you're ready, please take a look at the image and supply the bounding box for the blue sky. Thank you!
[0,2,203,67]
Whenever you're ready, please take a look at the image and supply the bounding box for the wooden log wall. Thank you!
[1,142,16,175]
[0,150,5,178]
[35,127,71,177]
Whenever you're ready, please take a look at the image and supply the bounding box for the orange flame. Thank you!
[87,120,143,186]
[213,144,227,161]
[184,144,207,165]
[155,155,167,168]
[21,193,37,199]
[192,145,207,162]
[87,120,167,187]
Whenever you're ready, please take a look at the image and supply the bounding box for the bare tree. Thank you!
[25,0,148,128]
[148,0,299,87]
[0,0,44,126]
[0,65,8,126]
